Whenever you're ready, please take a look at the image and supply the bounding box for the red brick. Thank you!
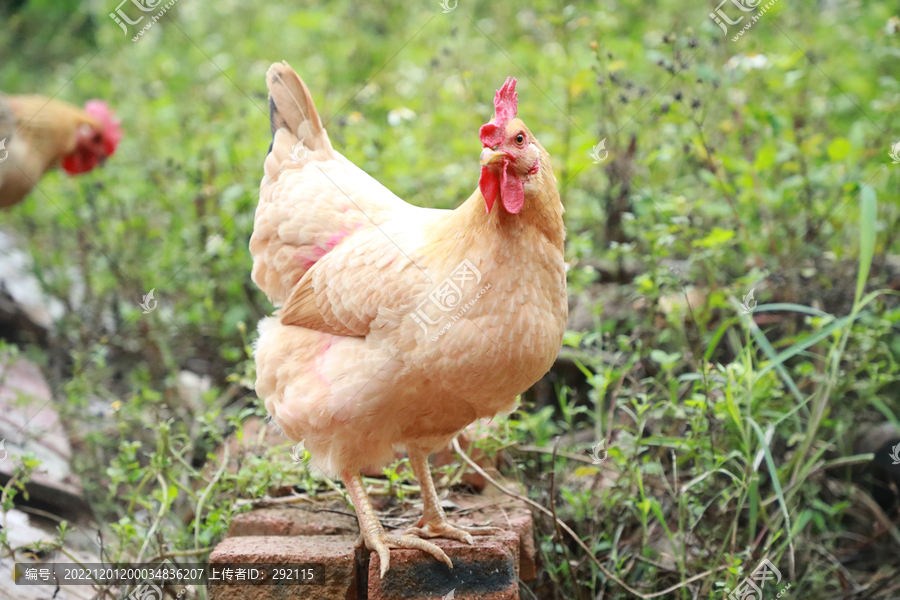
[452,490,537,582]
[460,507,536,582]
[512,513,537,582]
[228,508,357,537]
[368,531,519,600]
[208,535,357,600]
[212,483,537,597]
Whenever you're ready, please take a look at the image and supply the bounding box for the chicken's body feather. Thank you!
[252,63,566,478]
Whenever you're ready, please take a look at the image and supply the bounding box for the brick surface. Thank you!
[452,491,537,582]
[368,531,520,600]
[208,535,357,600]
[469,507,536,582]
[211,482,536,599]
[229,507,357,537]
[511,512,537,582]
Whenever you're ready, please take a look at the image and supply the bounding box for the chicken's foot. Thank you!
[342,471,453,578]
[405,449,504,544]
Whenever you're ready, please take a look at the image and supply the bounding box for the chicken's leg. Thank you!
[405,448,504,543]
[342,471,453,578]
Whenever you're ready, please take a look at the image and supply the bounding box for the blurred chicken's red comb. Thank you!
[85,100,122,156]
[479,77,518,148]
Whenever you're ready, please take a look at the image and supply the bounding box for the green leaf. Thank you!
[827,138,851,161]
[856,186,876,305]
[725,387,744,437]
[749,322,805,406]
[754,142,777,171]
[705,318,738,361]
[748,475,759,542]
[696,227,736,248]
[748,418,792,546]
[757,316,850,377]
[753,303,832,317]
[650,349,681,367]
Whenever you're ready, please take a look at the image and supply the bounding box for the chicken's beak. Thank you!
[480,148,506,166]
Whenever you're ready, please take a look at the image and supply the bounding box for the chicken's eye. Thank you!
[515,133,525,145]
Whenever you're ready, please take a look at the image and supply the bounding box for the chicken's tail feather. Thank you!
[264,61,335,184]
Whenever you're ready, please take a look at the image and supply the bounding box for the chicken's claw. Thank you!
[369,533,454,578]
[405,520,504,546]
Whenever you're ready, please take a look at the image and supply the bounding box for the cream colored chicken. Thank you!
[251,62,566,577]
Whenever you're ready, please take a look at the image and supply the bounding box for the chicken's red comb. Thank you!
[85,100,122,156]
[479,77,518,148]
[492,77,518,124]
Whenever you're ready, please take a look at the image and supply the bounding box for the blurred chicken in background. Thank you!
[0,95,121,208]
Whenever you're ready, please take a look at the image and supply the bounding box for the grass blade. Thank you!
[752,303,832,317]
[855,186,876,305]
[748,417,793,550]
[757,316,849,377]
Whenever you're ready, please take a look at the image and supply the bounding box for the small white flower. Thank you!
[205,234,225,255]
[744,53,768,69]
[387,107,416,126]
[725,53,769,71]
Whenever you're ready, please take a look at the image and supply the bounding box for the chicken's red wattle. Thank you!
[61,150,100,175]
[479,165,500,213]
[500,160,524,214]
